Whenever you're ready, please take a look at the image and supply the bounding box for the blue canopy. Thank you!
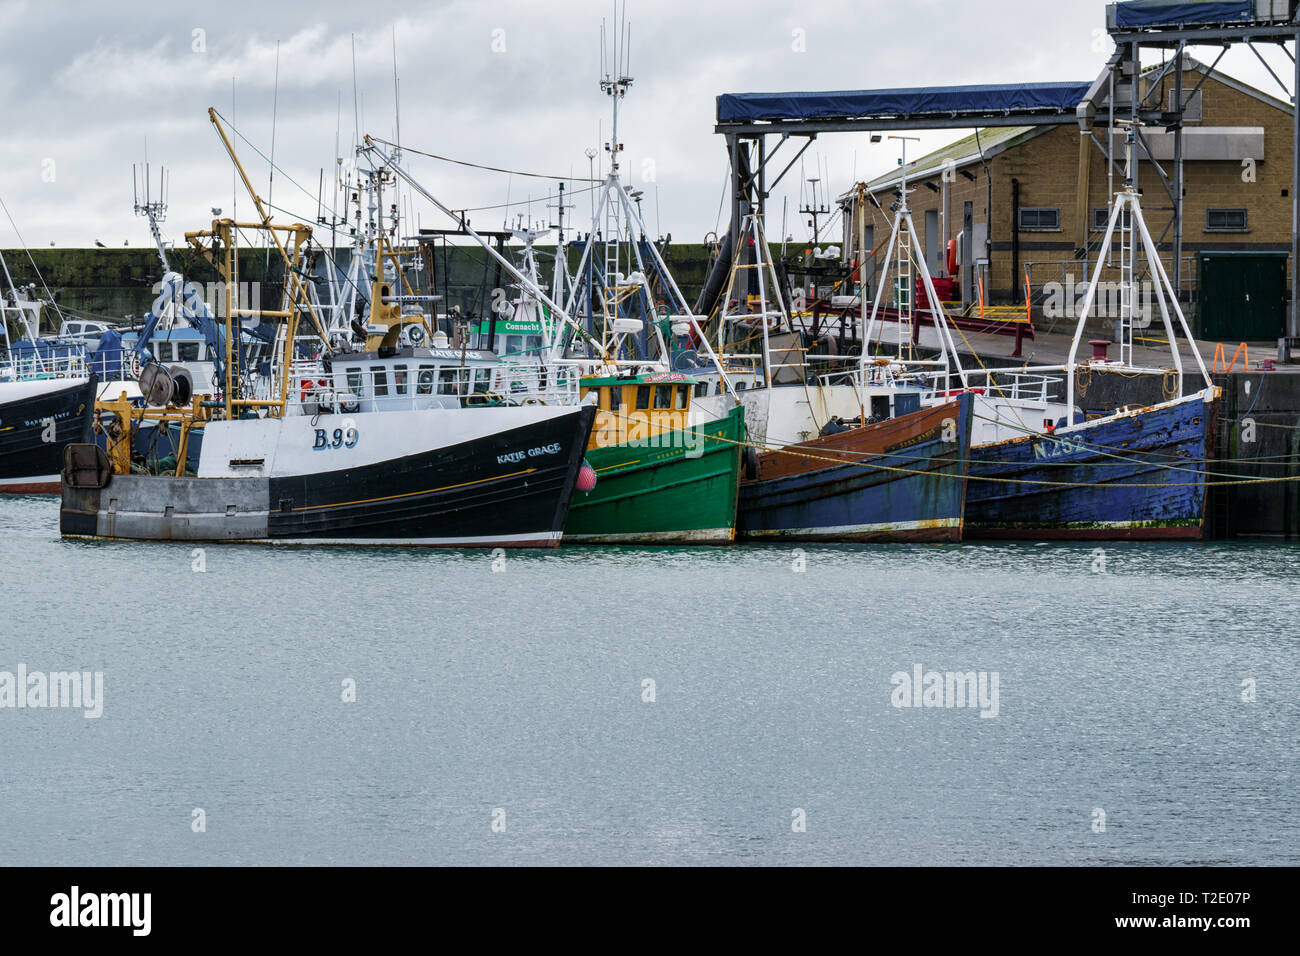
[90,328,124,378]
[717,82,1092,124]
[1113,0,1254,27]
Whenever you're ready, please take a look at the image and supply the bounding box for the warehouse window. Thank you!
[1092,207,1132,232]
[1206,208,1248,232]
[1018,207,1060,231]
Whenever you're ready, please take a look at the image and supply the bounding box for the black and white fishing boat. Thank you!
[60,109,596,547]
[1,272,97,494]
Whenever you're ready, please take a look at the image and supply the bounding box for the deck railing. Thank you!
[285,360,582,414]
[0,349,88,383]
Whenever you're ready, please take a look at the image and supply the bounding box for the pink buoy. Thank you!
[576,461,598,493]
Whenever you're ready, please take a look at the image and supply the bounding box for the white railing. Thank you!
[965,368,1064,404]
[0,349,88,383]
[284,360,582,415]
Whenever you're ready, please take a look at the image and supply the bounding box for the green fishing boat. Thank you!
[564,371,746,544]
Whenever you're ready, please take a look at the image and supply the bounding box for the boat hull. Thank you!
[965,389,1218,540]
[60,405,597,547]
[737,394,973,543]
[0,376,96,494]
[563,405,745,545]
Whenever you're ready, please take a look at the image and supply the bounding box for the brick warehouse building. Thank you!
[843,58,1294,339]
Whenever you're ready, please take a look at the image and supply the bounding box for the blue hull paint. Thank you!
[737,394,973,542]
[966,390,1217,540]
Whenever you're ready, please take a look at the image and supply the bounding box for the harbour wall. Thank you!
[0,245,720,320]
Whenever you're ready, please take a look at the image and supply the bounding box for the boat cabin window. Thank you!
[871,395,890,420]
[393,364,408,395]
[473,368,492,394]
[694,382,708,398]
[346,367,363,394]
[676,385,690,409]
[177,342,200,362]
[609,386,621,410]
[373,366,389,397]
[654,385,673,410]
[417,365,435,395]
[635,386,650,410]
[437,367,468,396]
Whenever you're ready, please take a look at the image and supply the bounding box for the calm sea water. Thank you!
[0,494,1295,866]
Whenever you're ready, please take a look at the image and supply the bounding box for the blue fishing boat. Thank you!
[957,124,1219,540]
[737,393,972,542]
[965,387,1217,539]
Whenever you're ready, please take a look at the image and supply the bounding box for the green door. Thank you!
[1197,252,1287,341]
[1244,256,1287,340]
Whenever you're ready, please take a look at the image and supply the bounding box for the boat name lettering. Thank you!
[886,427,941,453]
[496,442,561,466]
[22,409,74,428]
[644,372,689,384]
[313,426,359,450]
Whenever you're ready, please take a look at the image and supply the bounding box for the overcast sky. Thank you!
[0,0,1292,251]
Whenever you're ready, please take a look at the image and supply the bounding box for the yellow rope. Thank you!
[628,409,1300,490]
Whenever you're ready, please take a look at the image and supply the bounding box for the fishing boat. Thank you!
[1,276,97,493]
[962,122,1219,540]
[838,128,1218,541]
[963,388,1217,539]
[737,393,972,543]
[566,370,745,543]
[60,109,597,548]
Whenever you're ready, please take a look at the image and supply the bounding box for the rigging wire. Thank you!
[370,136,600,183]
[0,194,65,326]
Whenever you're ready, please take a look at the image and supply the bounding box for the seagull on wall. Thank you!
[94,240,106,248]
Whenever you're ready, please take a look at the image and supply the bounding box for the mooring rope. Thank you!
[593,405,1300,489]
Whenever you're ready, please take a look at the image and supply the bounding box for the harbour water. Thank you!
[1,494,1295,866]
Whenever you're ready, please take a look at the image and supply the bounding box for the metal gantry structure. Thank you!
[713,0,1300,343]
[1104,1,1300,337]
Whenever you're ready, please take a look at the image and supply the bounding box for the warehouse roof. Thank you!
[858,126,1050,196]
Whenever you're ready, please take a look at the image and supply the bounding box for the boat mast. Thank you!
[1064,120,1211,413]
[549,182,573,332]
[857,137,968,392]
[206,108,331,418]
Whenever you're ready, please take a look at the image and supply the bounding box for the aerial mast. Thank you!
[133,162,171,272]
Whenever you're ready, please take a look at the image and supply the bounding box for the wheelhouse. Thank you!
[298,346,579,415]
[582,371,696,448]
